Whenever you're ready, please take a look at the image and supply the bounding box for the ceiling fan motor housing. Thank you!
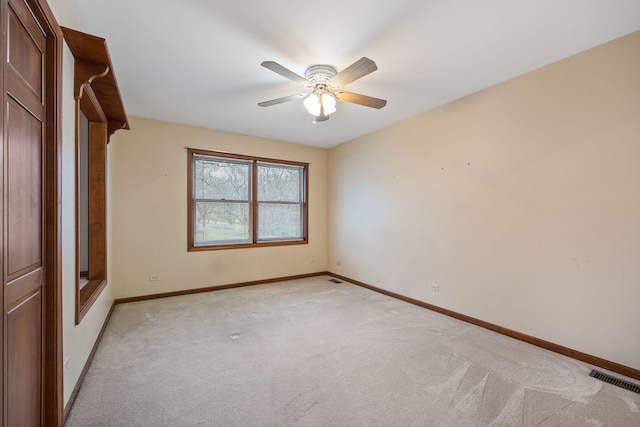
[305,64,337,85]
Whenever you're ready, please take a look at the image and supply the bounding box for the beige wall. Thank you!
[328,31,640,371]
[108,118,329,299]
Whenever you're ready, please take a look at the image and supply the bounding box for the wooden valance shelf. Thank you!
[61,26,129,139]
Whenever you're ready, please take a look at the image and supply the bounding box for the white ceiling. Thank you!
[70,0,640,148]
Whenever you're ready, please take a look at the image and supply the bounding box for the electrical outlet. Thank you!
[149,275,160,281]
[336,260,341,266]
[429,283,439,292]
[310,259,316,265]
[63,357,70,372]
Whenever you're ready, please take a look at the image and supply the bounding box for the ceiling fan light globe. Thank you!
[304,94,321,116]
[321,93,337,115]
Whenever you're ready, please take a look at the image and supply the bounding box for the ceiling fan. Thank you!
[258,57,387,123]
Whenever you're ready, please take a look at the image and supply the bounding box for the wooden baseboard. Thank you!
[114,272,329,304]
[328,272,640,381]
[64,303,116,421]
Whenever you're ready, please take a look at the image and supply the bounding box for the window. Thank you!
[63,27,129,324]
[188,149,308,250]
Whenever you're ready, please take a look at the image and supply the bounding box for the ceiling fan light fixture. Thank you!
[259,58,386,121]
[304,90,336,117]
[321,92,336,115]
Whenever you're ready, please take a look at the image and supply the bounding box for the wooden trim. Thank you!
[60,26,129,138]
[251,159,258,243]
[188,148,309,167]
[65,29,127,326]
[77,280,107,324]
[79,85,107,123]
[187,147,195,249]
[114,272,327,304]
[22,0,65,423]
[328,272,640,381]
[303,163,309,244]
[74,99,81,327]
[87,121,107,280]
[73,95,108,326]
[74,61,109,105]
[0,3,4,418]
[63,303,115,422]
[188,239,308,251]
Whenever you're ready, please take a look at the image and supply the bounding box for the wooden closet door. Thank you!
[3,0,47,424]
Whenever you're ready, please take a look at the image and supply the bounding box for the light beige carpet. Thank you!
[65,276,640,426]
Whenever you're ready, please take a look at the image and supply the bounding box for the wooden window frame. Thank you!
[74,95,108,324]
[187,149,309,251]
[62,27,129,324]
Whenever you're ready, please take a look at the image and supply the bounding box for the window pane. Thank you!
[257,163,302,202]
[195,158,250,200]
[194,201,250,244]
[257,203,302,240]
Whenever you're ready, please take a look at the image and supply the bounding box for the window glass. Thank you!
[194,157,250,200]
[194,201,250,244]
[257,203,302,240]
[257,163,303,202]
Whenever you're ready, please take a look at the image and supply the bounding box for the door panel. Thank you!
[5,270,42,310]
[6,0,45,121]
[7,7,44,100]
[3,0,46,424]
[6,98,42,279]
[7,291,41,426]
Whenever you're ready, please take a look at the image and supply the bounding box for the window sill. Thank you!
[77,279,107,324]
[189,239,307,251]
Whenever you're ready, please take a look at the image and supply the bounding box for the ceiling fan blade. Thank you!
[258,93,306,107]
[261,61,309,86]
[329,57,377,87]
[335,91,387,109]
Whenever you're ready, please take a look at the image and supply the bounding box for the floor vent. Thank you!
[589,370,640,394]
[328,278,342,284]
